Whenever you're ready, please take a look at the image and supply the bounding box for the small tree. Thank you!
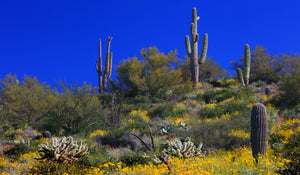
[0,74,59,128]
[111,47,188,98]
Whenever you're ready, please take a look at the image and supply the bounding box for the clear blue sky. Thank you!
[1,0,299,88]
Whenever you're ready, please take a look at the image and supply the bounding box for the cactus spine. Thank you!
[244,44,251,86]
[96,37,113,94]
[250,103,268,160]
[185,7,208,89]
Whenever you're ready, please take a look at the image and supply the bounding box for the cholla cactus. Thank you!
[142,152,169,165]
[34,136,89,163]
[163,137,204,159]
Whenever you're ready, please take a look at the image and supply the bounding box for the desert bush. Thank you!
[280,105,300,120]
[148,103,187,120]
[3,143,29,159]
[199,100,249,119]
[119,151,149,167]
[278,71,300,108]
[29,161,89,175]
[99,128,128,148]
[269,118,300,174]
[110,47,187,99]
[38,82,104,135]
[0,74,59,128]
[87,144,117,167]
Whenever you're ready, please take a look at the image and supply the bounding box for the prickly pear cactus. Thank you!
[250,103,268,160]
[35,136,89,163]
[163,137,204,159]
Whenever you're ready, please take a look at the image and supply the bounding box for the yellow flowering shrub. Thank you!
[228,129,250,139]
[90,129,107,139]
[129,110,150,122]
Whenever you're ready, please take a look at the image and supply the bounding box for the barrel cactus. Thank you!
[265,86,271,96]
[250,103,268,160]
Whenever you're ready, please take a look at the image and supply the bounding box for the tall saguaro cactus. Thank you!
[236,44,251,87]
[243,44,251,86]
[185,7,208,89]
[96,37,113,94]
[250,103,268,160]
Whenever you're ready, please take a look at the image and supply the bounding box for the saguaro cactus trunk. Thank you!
[185,7,208,89]
[250,103,268,160]
[96,37,113,94]
[244,44,251,86]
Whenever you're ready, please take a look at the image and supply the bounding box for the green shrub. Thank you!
[38,82,104,135]
[4,143,29,159]
[276,131,300,174]
[119,151,149,167]
[199,101,250,119]
[189,110,251,150]
[149,103,176,119]
[86,144,117,167]
[29,161,89,175]
[99,129,127,148]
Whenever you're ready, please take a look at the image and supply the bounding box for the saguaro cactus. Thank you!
[250,103,268,160]
[185,7,208,89]
[96,37,113,93]
[244,44,251,86]
[236,44,251,87]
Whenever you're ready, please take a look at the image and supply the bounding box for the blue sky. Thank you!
[1,0,299,88]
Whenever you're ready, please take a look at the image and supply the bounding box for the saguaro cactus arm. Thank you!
[199,34,208,64]
[96,39,103,91]
[236,68,245,87]
[185,36,191,57]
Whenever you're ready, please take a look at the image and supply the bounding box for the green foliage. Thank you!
[110,47,188,98]
[279,71,300,108]
[148,103,186,119]
[0,74,59,128]
[198,88,237,104]
[119,151,149,167]
[4,143,29,159]
[39,82,103,135]
[270,129,300,174]
[189,116,250,150]
[231,45,300,84]
[29,161,89,175]
[199,102,249,119]
[180,57,230,82]
[99,128,127,148]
